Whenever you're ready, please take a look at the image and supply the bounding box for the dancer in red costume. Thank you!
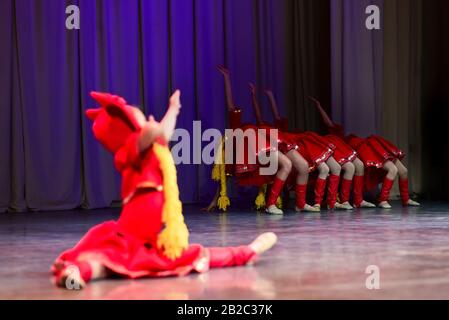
[310,97,420,209]
[249,83,319,213]
[263,90,343,211]
[214,65,301,215]
[302,97,376,209]
[51,91,278,289]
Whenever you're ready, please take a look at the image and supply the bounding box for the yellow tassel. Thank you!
[255,184,267,210]
[217,137,230,211]
[212,163,221,181]
[217,195,230,211]
[276,196,283,209]
[212,137,224,181]
[153,142,189,260]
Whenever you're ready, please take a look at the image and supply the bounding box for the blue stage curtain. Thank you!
[0,0,330,212]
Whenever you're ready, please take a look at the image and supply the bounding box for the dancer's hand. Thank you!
[160,90,182,142]
[217,65,230,75]
[249,83,256,94]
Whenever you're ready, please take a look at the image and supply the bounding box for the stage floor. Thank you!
[1,202,449,300]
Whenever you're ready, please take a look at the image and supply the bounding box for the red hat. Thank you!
[86,92,141,153]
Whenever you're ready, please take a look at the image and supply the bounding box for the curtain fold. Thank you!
[382,0,423,195]
[1,0,330,212]
[330,0,383,136]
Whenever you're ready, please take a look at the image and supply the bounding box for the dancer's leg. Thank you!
[266,152,291,215]
[208,233,277,268]
[394,159,420,206]
[325,157,341,209]
[378,161,398,209]
[337,161,355,210]
[352,158,375,208]
[314,162,329,209]
[286,150,319,212]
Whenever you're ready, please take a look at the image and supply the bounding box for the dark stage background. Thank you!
[0,0,448,213]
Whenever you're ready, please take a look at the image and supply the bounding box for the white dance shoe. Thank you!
[359,200,376,208]
[378,201,392,209]
[405,199,421,206]
[249,232,278,255]
[266,205,283,215]
[335,202,354,210]
[295,204,321,213]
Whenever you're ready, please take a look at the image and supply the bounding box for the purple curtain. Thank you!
[2,0,327,212]
[330,0,384,136]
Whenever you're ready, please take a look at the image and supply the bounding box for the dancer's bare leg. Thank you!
[286,150,319,212]
[378,161,398,209]
[353,158,375,208]
[395,160,420,206]
[202,186,220,212]
[266,152,292,215]
[335,161,355,210]
[325,157,341,210]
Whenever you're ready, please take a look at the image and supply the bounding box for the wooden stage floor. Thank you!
[1,202,449,300]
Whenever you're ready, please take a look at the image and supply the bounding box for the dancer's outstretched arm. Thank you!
[160,89,182,142]
[249,83,263,124]
[308,96,335,128]
[139,90,181,151]
[217,65,236,111]
[264,89,281,121]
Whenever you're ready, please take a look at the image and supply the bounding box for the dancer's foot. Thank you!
[55,265,88,290]
[378,201,392,209]
[266,205,283,215]
[313,204,321,211]
[405,199,421,207]
[249,232,278,255]
[295,204,320,213]
[357,200,376,208]
[335,202,354,210]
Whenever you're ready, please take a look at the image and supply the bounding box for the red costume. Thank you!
[52,92,258,286]
[226,109,279,187]
[329,125,405,191]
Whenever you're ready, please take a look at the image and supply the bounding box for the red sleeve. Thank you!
[114,132,142,172]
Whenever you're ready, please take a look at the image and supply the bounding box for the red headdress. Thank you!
[86,92,141,153]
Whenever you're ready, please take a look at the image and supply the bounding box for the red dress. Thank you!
[330,125,405,190]
[226,109,279,186]
[323,135,357,165]
[275,119,334,171]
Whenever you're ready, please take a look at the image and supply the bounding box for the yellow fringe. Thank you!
[255,184,267,210]
[216,137,230,211]
[153,142,189,260]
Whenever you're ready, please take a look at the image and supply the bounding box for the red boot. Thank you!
[378,177,395,203]
[399,178,410,205]
[314,178,327,207]
[353,175,364,207]
[327,174,340,209]
[340,178,352,204]
[266,177,286,207]
[295,184,307,209]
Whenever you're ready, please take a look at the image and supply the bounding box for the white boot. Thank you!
[266,205,283,215]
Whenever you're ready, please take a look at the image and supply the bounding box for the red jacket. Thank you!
[114,132,164,204]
